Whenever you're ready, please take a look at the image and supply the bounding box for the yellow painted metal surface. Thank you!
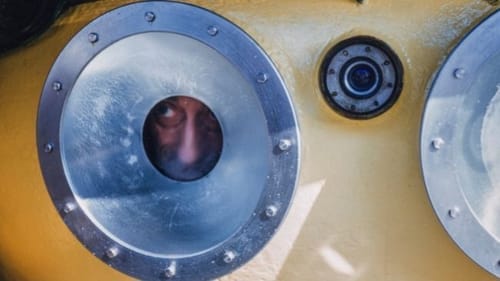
[0,0,498,280]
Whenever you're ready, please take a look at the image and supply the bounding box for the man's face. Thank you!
[144,96,223,181]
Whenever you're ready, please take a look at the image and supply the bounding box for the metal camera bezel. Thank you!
[319,36,404,119]
[36,2,300,280]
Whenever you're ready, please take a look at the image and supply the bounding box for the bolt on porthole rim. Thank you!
[164,262,176,279]
[88,32,98,43]
[52,81,62,91]
[145,11,156,22]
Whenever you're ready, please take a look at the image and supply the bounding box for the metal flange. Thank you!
[37,2,300,280]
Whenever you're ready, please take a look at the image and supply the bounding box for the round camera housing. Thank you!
[320,36,404,119]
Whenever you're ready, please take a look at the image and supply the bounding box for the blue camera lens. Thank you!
[348,64,376,92]
[340,59,382,99]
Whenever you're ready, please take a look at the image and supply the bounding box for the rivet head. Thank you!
[63,202,76,214]
[265,205,278,218]
[431,137,445,150]
[278,139,292,151]
[44,143,54,153]
[52,81,62,92]
[454,68,466,79]
[164,262,176,279]
[145,11,156,22]
[207,26,218,36]
[223,250,236,264]
[105,247,119,259]
[88,32,99,43]
[257,72,269,84]
[448,207,460,219]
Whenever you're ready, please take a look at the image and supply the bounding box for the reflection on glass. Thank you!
[479,84,500,240]
[454,51,500,240]
[61,32,270,256]
[143,96,223,181]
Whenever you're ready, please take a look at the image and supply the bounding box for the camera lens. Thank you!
[348,64,376,92]
[340,59,382,99]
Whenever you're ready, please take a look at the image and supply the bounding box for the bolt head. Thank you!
[163,261,177,279]
[278,139,292,151]
[207,26,218,36]
[431,137,445,150]
[454,68,466,79]
[63,202,76,214]
[88,32,99,43]
[265,205,278,218]
[44,143,54,153]
[257,72,269,84]
[223,250,236,264]
[448,207,460,219]
[52,81,62,91]
[145,11,156,22]
[164,269,175,278]
[164,263,176,279]
[105,247,119,258]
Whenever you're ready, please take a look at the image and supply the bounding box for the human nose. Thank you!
[178,116,199,165]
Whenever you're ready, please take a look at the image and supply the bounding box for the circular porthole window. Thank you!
[143,96,223,182]
[37,2,299,280]
[421,10,500,278]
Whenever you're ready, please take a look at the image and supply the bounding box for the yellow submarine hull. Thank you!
[0,0,498,280]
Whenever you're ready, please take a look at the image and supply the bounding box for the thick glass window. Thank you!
[144,96,223,181]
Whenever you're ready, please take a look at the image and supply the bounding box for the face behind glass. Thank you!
[144,96,223,181]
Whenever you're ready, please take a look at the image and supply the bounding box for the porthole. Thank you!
[421,10,500,278]
[37,2,299,280]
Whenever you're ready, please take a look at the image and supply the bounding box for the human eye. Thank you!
[156,103,175,118]
[154,102,183,127]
